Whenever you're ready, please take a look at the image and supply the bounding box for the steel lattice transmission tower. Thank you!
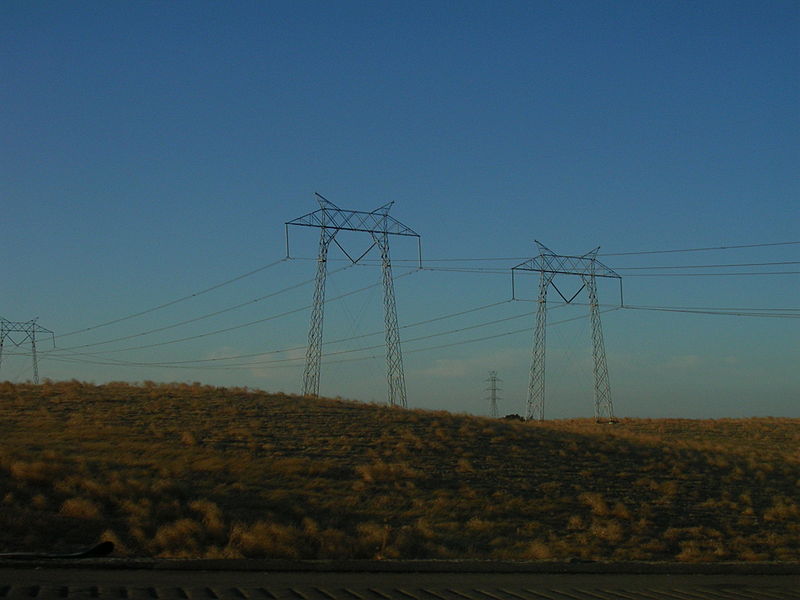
[0,318,55,384]
[512,241,622,422]
[286,193,421,407]
[485,370,502,418]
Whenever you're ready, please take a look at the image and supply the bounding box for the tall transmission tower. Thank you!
[285,193,421,407]
[0,318,55,384]
[485,370,501,418]
[512,241,622,422]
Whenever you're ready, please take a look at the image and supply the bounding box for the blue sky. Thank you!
[2,1,798,418]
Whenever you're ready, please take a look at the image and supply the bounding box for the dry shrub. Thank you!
[98,529,128,556]
[151,518,204,555]
[227,521,304,558]
[190,456,227,472]
[538,481,561,494]
[9,460,54,483]
[269,457,317,478]
[590,518,625,543]
[664,526,729,562]
[676,539,727,562]
[77,478,110,501]
[120,498,152,526]
[523,539,552,560]
[465,517,493,532]
[659,480,680,497]
[355,461,421,483]
[383,521,436,559]
[107,476,144,497]
[611,502,631,519]
[314,527,351,557]
[737,548,770,561]
[355,522,390,558]
[729,536,769,562]
[579,492,609,516]
[59,497,102,520]
[634,477,658,490]
[763,497,800,522]
[203,545,243,559]
[638,537,668,554]
[189,499,226,537]
[567,515,585,530]
[456,458,475,473]
[150,478,180,497]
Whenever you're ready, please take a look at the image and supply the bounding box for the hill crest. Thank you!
[0,380,798,562]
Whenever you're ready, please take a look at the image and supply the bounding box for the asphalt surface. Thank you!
[1,561,798,600]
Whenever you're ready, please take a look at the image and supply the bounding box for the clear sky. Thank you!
[2,1,798,418]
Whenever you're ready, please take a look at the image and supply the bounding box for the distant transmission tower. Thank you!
[485,370,501,417]
[512,241,622,422]
[0,318,55,384]
[285,193,421,407]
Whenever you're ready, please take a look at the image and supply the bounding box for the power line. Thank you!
[614,261,800,270]
[621,305,800,318]
[40,295,800,375]
[56,258,288,339]
[34,294,800,371]
[321,240,800,263]
[151,299,515,365]
[611,302,799,312]
[624,271,800,277]
[20,237,799,384]
[40,305,604,371]
[44,269,420,356]
[49,263,354,353]
[401,309,619,358]
[45,299,513,366]
[418,265,800,278]
[47,239,797,348]
[600,240,800,257]
[512,299,800,317]
[46,299,537,368]
[420,266,508,274]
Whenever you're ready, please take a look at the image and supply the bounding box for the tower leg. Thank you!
[31,329,39,385]
[527,272,553,421]
[375,231,407,408]
[585,274,614,422]
[302,228,335,397]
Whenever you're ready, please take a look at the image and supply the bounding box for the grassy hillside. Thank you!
[1,380,798,561]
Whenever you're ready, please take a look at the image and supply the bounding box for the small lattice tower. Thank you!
[485,370,502,418]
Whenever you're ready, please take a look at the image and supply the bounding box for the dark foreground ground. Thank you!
[1,561,798,600]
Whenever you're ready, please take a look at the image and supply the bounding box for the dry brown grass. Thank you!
[0,380,798,562]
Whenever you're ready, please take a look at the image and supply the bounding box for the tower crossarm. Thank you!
[0,319,55,346]
[286,194,420,238]
[512,255,621,280]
